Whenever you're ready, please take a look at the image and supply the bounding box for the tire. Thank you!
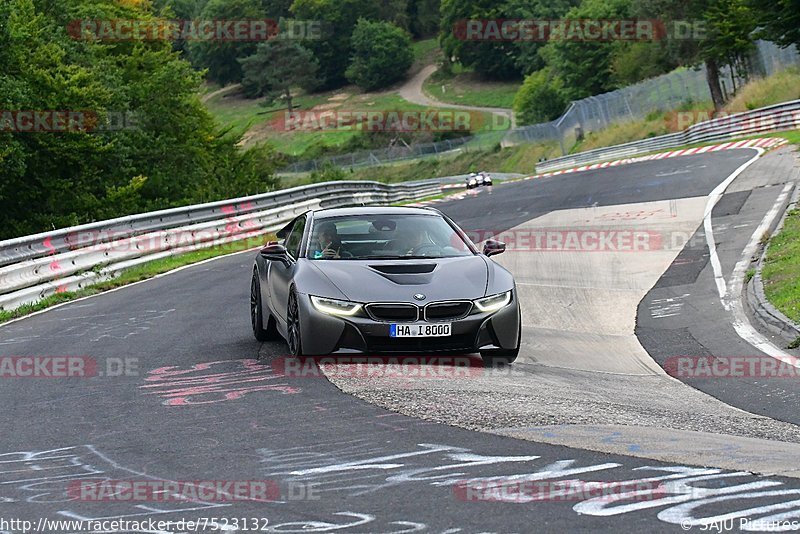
[251,273,279,342]
[286,288,304,357]
[479,348,519,367]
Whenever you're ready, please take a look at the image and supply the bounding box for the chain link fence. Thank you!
[280,40,800,173]
[508,41,800,153]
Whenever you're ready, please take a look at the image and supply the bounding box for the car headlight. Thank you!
[310,296,361,316]
[474,291,512,312]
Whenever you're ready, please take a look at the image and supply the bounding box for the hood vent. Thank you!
[369,264,437,275]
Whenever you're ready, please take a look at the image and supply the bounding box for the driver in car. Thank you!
[312,222,343,259]
[396,227,430,255]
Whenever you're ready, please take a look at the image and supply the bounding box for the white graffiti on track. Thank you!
[0,445,226,521]
[140,359,299,406]
[263,512,424,533]
[258,440,602,497]
[259,440,800,532]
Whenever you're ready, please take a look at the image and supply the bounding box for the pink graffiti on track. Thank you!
[140,358,299,406]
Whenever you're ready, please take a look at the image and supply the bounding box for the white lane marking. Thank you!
[703,148,763,299]
[724,182,797,366]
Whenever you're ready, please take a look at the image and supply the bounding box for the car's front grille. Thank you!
[366,303,418,322]
[424,301,472,321]
[365,300,475,323]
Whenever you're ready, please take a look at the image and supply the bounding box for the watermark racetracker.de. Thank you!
[664,356,800,379]
[67,19,328,41]
[452,19,708,42]
[0,356,139,378]
[66,479,320,502]
[270,109,512,132]
[0,111,138,133]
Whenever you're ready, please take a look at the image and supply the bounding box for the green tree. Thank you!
[513,68,567,124]
[634,0,758,109]
[610,42,674,86]
[701,0,756,92]
[290,0,403,89]
[538,0,633,99]
[408,0,440,37]
[187,0,266,85]
[345,19,414,91]
[153,0,210,18]
[263,0,295,18]
[239,39,319,110]
[507,0,580,76]
[0,0,280,239]
[748,0,800,48]
[440,0,521,79]
[152,0,209,56]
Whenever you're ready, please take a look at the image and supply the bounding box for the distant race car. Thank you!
[479,172,493,186]
[465,172,484,189]
[250,206,521,365]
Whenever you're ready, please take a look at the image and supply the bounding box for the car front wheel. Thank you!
[286,288,304,357]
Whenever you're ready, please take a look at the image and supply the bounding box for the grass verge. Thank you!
[761,207,800,325]
[424,66,520,109]
[0,236,270,325]
[207,83,499,158]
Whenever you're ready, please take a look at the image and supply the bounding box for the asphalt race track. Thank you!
[4,148,800,533]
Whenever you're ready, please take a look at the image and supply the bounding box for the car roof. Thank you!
[310,206,440,219]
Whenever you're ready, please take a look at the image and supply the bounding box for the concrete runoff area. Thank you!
[499,196,708,374]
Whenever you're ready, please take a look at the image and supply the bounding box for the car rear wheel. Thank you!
[251,274,279,342]
[286,288,304,357]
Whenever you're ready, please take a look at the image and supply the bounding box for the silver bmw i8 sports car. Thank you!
[250,206,521,365]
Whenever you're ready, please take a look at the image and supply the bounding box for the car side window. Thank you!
[284,216,306,259]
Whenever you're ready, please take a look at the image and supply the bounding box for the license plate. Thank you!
[390,323,451,337]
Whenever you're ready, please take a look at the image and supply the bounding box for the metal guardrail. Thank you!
[0,180,441,311]
[536,100,800,173]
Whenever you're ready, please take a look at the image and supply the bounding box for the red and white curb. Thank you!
[525,137,788,181]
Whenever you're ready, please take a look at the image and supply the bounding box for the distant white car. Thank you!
[466,172,483,189]
[480,172,493,186]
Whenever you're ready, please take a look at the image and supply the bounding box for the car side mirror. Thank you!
[260,243,291,264]
[483,239,506,257]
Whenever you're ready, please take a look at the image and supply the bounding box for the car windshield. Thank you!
[307,214,474,260]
